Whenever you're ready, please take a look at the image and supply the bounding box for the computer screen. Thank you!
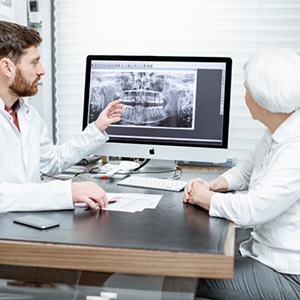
[82,55,232,166]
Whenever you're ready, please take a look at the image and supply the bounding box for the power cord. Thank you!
[132,166,182,180]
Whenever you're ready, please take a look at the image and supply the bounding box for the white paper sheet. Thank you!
[103,193,162,213]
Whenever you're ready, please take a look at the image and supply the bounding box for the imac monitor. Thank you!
[82,55,232,167]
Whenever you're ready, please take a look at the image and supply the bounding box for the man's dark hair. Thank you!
[0,21,42,63]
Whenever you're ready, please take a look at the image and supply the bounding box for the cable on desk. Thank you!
[41,171,91,181]
[131,166,183,180]
[134,158,150,170]
[42,160,183,181]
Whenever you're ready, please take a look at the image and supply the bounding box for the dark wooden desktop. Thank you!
[0,166,234,279]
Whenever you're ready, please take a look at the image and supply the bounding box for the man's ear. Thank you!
[0,58,15,78]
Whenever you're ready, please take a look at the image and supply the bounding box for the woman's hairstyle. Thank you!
[244,48,300,113]
[0,21,42,63]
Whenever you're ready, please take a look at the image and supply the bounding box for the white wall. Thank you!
[0,0,54,139]
[28,0,54,140]
[53,0,300,163]
[0,1,21,22]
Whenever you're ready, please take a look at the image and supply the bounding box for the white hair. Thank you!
[244,48,300,113]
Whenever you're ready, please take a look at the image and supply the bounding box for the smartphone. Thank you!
[13,215,60,230]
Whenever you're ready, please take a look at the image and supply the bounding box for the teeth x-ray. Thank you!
[88,71,196,129]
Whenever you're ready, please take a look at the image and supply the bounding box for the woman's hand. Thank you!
[183,178,214,211]
[184,178,209,202]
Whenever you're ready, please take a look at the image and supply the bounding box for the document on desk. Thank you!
[103,193,162,213]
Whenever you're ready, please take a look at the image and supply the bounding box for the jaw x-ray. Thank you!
[88,70,196,129]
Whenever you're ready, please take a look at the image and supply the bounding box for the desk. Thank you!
[0,168,234,279]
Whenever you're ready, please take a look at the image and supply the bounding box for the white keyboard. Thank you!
[117,176,187,192]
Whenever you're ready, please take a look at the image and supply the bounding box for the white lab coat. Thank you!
[0,98,108,213]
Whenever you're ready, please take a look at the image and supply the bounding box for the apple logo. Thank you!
[149,148,155,155]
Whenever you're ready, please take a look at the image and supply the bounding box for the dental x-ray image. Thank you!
[88,71,196,129]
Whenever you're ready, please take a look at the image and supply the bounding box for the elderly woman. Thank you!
[184,49,300,300]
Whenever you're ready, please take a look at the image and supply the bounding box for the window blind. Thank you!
[53,0,300,162]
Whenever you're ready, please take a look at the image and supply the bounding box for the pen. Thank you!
[84,200,117,210]
[90,174,109,179]
[91,173,127,179]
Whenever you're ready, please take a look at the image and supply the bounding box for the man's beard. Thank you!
[9,68,40,97]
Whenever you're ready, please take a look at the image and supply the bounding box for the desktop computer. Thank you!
[82,55,232,174]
